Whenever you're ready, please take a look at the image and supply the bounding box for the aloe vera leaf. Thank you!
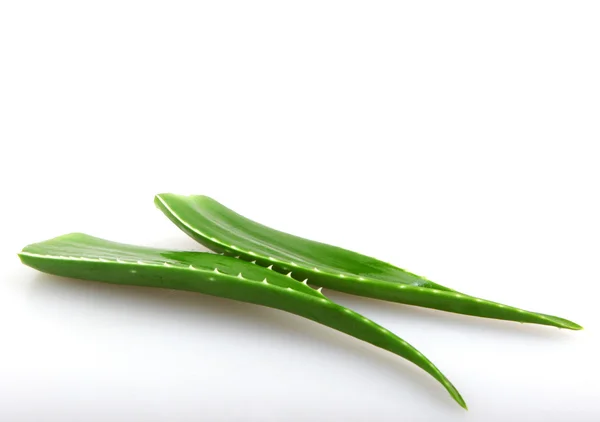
[19,233,467,409]
[155,193,582,331]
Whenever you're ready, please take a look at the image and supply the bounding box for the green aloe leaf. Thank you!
[155,193,581,331]
[19,233,467,409]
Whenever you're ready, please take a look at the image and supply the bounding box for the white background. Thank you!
[1,1,599,421]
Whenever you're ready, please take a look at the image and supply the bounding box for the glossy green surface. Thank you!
[19,233,466,409]
[156,194,581,330]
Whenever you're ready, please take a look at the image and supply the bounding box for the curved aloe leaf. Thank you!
[19,233,467,409]
[155,193,581,331]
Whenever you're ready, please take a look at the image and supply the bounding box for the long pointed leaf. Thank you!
[19,233,467,409]
[155,193,581,330]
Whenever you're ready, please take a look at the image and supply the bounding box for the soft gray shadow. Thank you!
[26,272,462,411]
